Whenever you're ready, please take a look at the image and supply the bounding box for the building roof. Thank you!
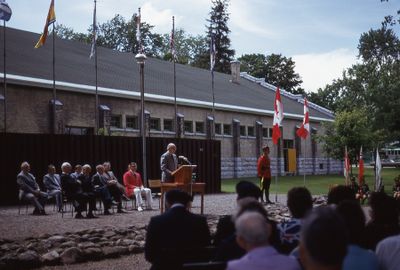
[0,27,334,121]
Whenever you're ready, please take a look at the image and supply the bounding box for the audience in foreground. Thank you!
[376,234,400,270]
[145,189,210,270]
[227,211,300,270]
[336,200,379,270]
[299,207,348,270]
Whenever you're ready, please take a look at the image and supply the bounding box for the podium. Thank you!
[160,165,206,214]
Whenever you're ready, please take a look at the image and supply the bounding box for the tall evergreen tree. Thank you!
[205,0,235,73]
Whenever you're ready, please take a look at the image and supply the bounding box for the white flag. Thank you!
[89,0,97,59]
[375,149,382,191]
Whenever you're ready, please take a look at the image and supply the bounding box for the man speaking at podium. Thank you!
[160,143,178,182]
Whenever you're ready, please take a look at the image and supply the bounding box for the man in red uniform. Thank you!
[257,145,272,204]
[123,162,153,211]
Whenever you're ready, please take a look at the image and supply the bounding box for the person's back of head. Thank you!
[327,185,356,205]
[287,187,313,219]
[369,191,399,225]
[336,200,365,245]
[236,181,261,200]
[165,189,192,209]
[235,197,269,219]
[235,211,270,252]
[299,206,348,270]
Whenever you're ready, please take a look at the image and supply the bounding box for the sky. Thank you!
[5,0,400,92]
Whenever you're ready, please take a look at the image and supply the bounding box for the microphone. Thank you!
[179,156,191,165]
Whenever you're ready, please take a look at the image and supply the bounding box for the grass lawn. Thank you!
[221,167,400,195]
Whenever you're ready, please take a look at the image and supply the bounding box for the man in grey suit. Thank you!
[43,164,63,212]
[17,161,48,215]
[160,143,178,182]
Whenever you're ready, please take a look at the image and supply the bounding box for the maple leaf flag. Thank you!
[272,87,283,145]
[358,146,364,185]
[296,98,310,139]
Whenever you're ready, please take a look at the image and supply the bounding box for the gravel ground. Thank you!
[0,193,289,269]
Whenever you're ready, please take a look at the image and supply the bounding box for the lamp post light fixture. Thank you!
[135,53,147,184]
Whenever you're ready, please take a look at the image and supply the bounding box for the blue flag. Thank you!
[0,0,12,21]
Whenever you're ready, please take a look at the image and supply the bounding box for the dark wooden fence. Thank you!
[0,133,221,205]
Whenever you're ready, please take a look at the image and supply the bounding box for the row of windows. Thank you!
[110,115,274,138]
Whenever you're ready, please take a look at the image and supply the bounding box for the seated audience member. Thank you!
[123,162,153,211]
[278,187,313,254]
[375,234,400,270]
[145,189,210,270]
[227,212,300,270]
[60,162,92,219]
[43,164,63,212]
[327,185,356,205]
[214,181,261,246]
[336,200,379,270]
[17,161,48,215]
[299,207,348,270]
[78,164,97,218]
[103,162,129,207]
[363,192,400,250]
[392,177,400,200]
[71,164,83,180]
[356,179,370,204]
[215,198,280,262]
[92,165,115,215]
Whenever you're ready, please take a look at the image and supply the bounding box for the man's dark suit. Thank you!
[160,151,178,182]
[91,173,113,208]
[145,205,211,270]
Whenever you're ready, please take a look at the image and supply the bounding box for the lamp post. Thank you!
[135,53,147,184]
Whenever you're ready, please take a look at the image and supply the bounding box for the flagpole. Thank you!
[172,16,177,137]
[303,138,306,187]
[3,21,6,133]
[275,142,279,202]
[94,0,98,135]
[52,25,56,134]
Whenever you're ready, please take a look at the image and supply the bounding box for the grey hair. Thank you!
[82,164,91,170]
[167,143,176,150]
[96,164,104,171]
[20,161,30,169]
[235,211,269,247]
[61,162,71,170]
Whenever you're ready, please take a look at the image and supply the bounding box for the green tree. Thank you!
[205,0,235,73]
[237,54,266,78]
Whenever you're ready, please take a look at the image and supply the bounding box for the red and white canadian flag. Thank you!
[296,98,310,139]
[272,87,283,145]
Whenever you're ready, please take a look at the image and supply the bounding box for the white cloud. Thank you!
[141,2,179,33]
[292,49,358,92]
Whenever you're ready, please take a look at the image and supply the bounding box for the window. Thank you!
[195,121,205,133]
[223,124,232,135]
[110,115,122,128]
[149,118,161,131]
[240,125,246,136]
[283,140,294,149]
[269,128,273,138]
[184,121,193,133]
[262,127,269,138]
[247,126,255,137]
[126,116,138,129]
[215,123,222,135]
[163,119,173,132]
[65,126,93,135]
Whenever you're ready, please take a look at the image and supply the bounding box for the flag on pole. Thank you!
[210,34,216,71]
[136,8,142,53]
[35,0,56,48]
[358,146,364,185]
[272,87,283,145]
[89,0,97,59]
[375,148,382,191]
[344,146,350,183]
[296,98,310,139]
[170,16,176,60]
[0,0,12,21]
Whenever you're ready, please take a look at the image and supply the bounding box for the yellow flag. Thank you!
[35,0,56,48]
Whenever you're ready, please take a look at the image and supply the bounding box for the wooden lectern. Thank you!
[160,164,206,214]
[171,165,197,184]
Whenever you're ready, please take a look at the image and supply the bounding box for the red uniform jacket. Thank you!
[257,155,271,179]
[123,170,143,198]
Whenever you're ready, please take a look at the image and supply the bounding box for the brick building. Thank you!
[0,27,342,178]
